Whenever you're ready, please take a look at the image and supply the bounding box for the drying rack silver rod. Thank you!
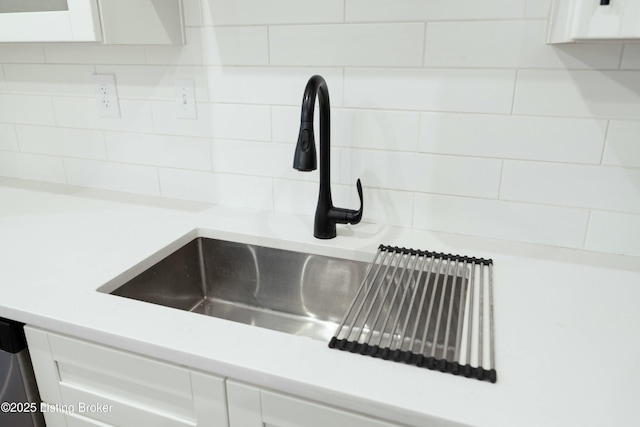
[453,259,468,363]
[442,259,459,360]
[370,253,406,347]
[466,262,476,365]
[360,252,411,345]
[478,261,485,368]
[362,253,407,346]
[489,263,495,370]
[419,256,444,354]
[385,253,423,349]
[331,249,386,340]
[395,254,427,350]
[407,256,436,352]
[430,259,452,357]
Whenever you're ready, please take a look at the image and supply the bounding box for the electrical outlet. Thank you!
[175,79,197,119]
[93,74,120,118]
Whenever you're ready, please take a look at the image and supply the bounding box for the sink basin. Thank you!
[100,234,369,341]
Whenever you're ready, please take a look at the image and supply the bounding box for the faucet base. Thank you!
[313,219,337,239]
[314,230,337,240]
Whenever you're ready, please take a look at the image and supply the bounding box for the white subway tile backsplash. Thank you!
[357,187,414,228]
[211,103,271,141]
[333,109,420,151]
[603,121,640,168]
[182,0,203,27]
[0,0,638,257]
[413,193,589,248]
[501,161,640,212]
[203,0,344,26]
[525,0,552,18]
[212,139,294,178]
[269,23,424,67]
[271,106,303,143]
[144,28,205,66]
[0,151,66,183]
[105,132,212,171]
[425,20,622,69]
[16,125,106,160]
[346,0,526,22]
[0,94,56,126]
[342,149,502,198]
[64,158,160,195]
[0,124,18,151]
[151,101,271,140]
[514,70,640,119]
[151,101,215,138]
[419,113,606,164]
[273,179,319,215]
[3,64,95,96]
[44,44,146,65]
[95,65,208,101]
[0,66,6,92]
[202,26,268,66]
[212,138,341,183]
[272,106,421,152]
[207,67,343,106]
[53,97,154,133]
[344,68,515,113]
[586,211,640,256]
[159,168,273,209]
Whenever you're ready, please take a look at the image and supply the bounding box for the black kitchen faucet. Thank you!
[293,75,363,239]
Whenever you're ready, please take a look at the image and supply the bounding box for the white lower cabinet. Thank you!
[226,380,400,427]
[24,327,228,427]
[24,327,401,427]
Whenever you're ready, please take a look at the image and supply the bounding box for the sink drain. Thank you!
[329,245,497,383]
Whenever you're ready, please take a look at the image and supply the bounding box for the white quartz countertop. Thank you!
[1,178,639,427]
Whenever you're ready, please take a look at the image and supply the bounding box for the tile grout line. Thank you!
[582,210,593,249]
[599,120,610,165]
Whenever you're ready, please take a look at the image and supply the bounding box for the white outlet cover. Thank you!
[175,79,197,119]
[93,74,120,118]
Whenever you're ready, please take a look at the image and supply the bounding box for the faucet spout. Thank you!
[293,75,363,239]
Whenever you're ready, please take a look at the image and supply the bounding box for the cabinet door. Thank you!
[572,0,625,40]
[227,380,400,427]
[0,0,183,44]
[549,0,640,42]
[261,391,400,427]
[620,0,640,38]
[24,327,228,427]
[0,0,102,42]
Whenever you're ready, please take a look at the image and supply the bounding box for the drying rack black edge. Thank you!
[377,244,493,266]
[329,337,497,384]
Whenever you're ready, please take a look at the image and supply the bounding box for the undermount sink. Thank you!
[99,233,369,341]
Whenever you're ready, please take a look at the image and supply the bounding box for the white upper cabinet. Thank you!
[0,0,184,44]
[548,0,640,43]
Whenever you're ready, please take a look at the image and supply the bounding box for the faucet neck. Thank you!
[301,75,331,184]
[294,75,363,239]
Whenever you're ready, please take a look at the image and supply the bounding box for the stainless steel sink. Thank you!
[101,236,369,341]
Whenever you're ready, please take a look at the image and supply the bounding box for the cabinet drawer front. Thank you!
[60,382,195,427]
[66,412,114,427]
[261,391,400,427]
[48,333,193,399]
[48,333,197,425]
[25,327,229,427]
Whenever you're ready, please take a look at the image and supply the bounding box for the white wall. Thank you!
[0,0,639,256]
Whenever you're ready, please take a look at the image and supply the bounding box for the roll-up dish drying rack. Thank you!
[329,245,497,383]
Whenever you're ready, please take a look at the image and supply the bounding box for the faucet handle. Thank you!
[328,179,363,225]
[346,178,363,225]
